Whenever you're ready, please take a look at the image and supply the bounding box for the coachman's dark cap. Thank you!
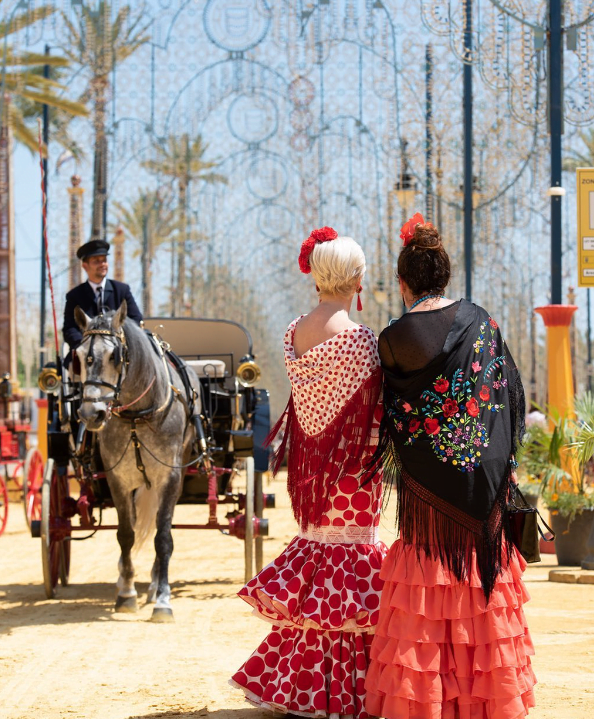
[76,239,110,260]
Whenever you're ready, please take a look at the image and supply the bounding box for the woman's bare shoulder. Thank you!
[292,309,359,358]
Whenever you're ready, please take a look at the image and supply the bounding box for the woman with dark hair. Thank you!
[365,214,536,719]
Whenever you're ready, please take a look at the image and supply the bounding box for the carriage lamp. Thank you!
[236,356,261,388]
[38,366,61,394]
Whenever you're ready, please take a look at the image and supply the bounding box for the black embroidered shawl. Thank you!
[376,299,525,598]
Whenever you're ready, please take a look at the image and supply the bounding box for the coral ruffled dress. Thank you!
[231,320,388,719]
[365,541,536,719]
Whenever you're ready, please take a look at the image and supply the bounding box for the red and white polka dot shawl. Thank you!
[268,317,382,530]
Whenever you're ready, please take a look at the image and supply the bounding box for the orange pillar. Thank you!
[35,398,48,464]
[534,304,578,422]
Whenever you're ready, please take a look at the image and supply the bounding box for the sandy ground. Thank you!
[1,471,594,719]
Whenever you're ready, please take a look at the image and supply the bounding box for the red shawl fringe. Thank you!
[267,367,382,530]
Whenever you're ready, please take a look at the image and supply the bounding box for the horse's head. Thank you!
[75,300,128,431]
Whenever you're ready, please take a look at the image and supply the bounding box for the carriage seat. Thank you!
[186,359,226,379]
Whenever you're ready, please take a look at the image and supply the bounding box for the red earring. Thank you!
[356,287,363,312]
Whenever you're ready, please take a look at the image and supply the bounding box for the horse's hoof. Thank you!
[114,595,138,613]
[150,607,174,623]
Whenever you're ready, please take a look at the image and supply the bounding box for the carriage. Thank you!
[0,374,44,537]
[33,316,274,603]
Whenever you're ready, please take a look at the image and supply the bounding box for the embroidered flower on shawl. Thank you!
[409,418,421,433]
[424,418,440,435]
[479,385,490,401]
[466,397,480,417]
[385,319,507,472]
[434,378,449,393]
[442,398,459,418]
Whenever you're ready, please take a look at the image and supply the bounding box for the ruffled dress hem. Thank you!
[238,535,387,633]
[231,625,374,719]
[364,540,536,719]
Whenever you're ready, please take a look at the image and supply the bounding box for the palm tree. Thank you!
[142,134,227,315]
[13,65,86,160]
[563,129,594,172]
[0,5,88,152]
[111,189,176,315]
[60,1,150,242]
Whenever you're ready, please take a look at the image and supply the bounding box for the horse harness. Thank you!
[80,326,203,489]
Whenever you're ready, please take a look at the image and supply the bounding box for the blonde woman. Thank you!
[231,227,387,718]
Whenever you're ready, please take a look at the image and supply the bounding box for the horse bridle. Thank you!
[80,327,129,405]
[80,326,175,419]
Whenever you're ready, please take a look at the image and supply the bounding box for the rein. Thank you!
[111,376,156,415]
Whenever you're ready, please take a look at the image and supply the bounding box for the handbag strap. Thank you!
[535,507,555,542]
[510,483,555,541]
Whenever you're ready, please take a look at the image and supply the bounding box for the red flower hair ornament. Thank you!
[299,226,338,274]
[400,212,429,247]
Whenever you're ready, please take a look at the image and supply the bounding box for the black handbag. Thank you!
[507,484,555,563]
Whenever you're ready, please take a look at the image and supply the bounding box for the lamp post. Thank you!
[390,141,417,316]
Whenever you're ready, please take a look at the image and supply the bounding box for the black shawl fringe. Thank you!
[379,436,513,601]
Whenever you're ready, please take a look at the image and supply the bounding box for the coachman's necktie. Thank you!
[96,286,103,313]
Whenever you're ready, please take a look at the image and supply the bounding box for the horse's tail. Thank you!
[132,484,159,554]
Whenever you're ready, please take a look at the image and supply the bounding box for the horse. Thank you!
[74,300,201,622]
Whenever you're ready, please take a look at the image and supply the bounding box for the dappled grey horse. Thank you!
[75,301,201,622]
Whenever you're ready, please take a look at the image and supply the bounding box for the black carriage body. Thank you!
[143,318,270,504]
[43,317,270,512]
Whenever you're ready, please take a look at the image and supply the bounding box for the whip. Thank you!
[37,118,60,358]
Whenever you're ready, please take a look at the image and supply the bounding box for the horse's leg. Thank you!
[150,469,179,623]
[112,486,138,613]
[147,557,159,604]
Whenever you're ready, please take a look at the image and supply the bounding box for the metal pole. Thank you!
[425,44,433,222]
[586,287,592,392]
[39,45,49,370]
[463,0,473,301]
[549,0,563,305]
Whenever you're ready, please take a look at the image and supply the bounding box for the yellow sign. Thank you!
[577,167,594,287]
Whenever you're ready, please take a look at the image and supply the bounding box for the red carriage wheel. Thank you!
[0,475,8,536]
[11,460,24,491]
[41,459,72,598]
[23,448,44,529]
[60,535,71,587]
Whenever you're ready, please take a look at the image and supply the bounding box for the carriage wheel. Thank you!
[41,459,71,598]
[23,448,44,529]
[244,457,255,584]
[60,536,71,587]
[11,460,24,491]
[0,475,8,537]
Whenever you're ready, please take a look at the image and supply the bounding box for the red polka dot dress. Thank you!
[230,319,388,718]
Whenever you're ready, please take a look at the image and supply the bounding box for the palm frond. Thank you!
[0,6,55,40]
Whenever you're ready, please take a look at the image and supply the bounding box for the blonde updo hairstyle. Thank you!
[309,236,366,297]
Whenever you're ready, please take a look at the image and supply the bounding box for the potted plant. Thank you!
[519,395,594,565]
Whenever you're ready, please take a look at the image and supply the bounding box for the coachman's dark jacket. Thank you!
[63,279,143,351]
[375,299,526,599]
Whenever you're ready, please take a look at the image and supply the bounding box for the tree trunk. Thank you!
[141,209,150,315]
[91,77,109,242]
[178,180,188,315]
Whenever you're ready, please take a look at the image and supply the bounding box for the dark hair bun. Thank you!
[411,223,441,250]
[397,223,450,296]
